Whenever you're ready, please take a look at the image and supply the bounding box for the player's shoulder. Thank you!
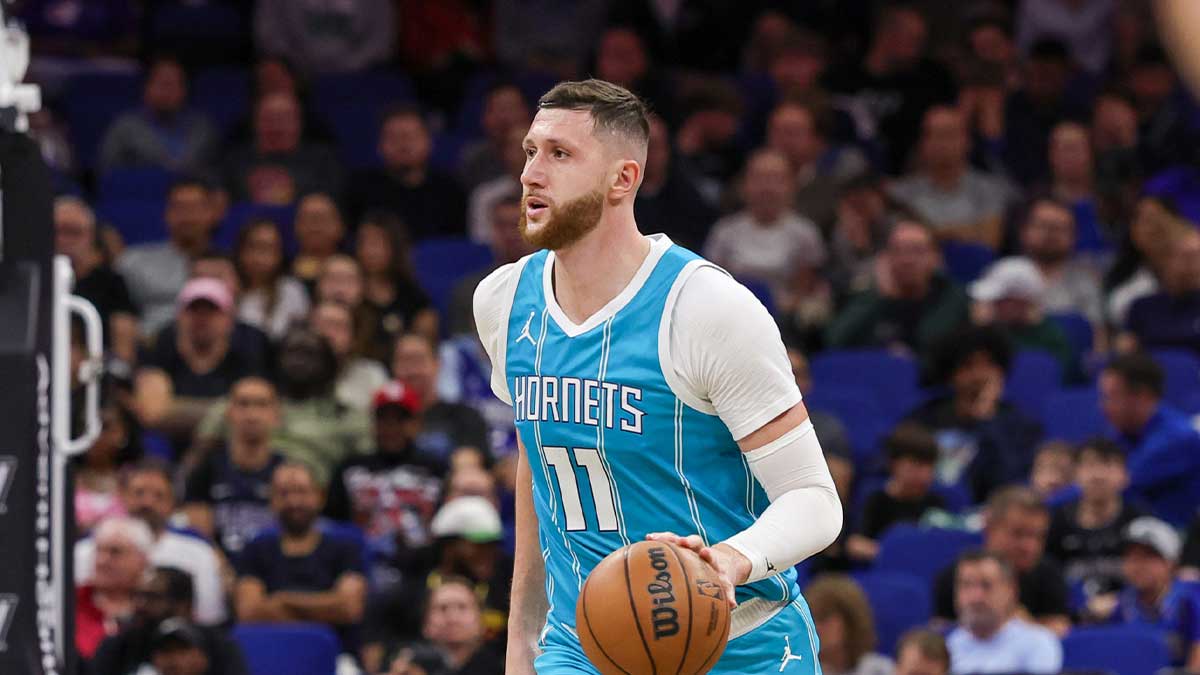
[472,253,536,339]
[672,262,772,328]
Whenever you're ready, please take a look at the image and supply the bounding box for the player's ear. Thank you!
[609,158,641,200]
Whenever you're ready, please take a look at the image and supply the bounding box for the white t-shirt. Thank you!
[702,210,826,297]
[473,234,801,442]
[238,276,312,341]
[76,530,227,625]
[947,619,1062,675]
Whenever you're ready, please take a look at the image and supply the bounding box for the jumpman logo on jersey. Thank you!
[516,311,538,347]
[779,636,804,671]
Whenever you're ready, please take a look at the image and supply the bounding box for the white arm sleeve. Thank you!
[669,267,842,581]
[472,259,528,405]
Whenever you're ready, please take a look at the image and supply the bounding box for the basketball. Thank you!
[576,540,731,675]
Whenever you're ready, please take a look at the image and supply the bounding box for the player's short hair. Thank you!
[895,628,950,667]
[804,575,877,662]
[538,79,650,151]
[884,422,938,466]
[956,548,1016,584]
[985,485,1048,524]
[1103,352,1165,398]
[1076,437,1126,464]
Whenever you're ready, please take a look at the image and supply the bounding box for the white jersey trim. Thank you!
[659,258,724,415]
[473,254,532,405]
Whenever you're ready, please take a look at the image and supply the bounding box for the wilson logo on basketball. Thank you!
[646,546,680,639]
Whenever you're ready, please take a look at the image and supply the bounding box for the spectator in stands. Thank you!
[345,105,467,238]
[888,106,1014,249]
[492,0,606,75]
[314,254,380,360]
[825,220,968,355]
[764,29,830,101]
[291,192,347,292]
[394,333,491,468]
[418,577,504,675]
[1092,90,1143,206]
[947,550,1062,674]
[225,92,343,205]
[92,567,249,675]
[117,178,220,337]
[195,328,373,486]
[98,56,218,177]
[968,257,1076,380]
[1124,229,1200,354]
[366,496,511,664]
[633,113,717,253]
[821,3,957,174]
[134,278,269,441]
[356,212,439,352]
[191,251,242,304]
[1128,45,1193,173]
[673,79,747,199]
[765,97,869,232]
[459,82,531,191]
[310,301,390,411]
[235,218,311,341]
[786,346,852,461]
[76,516,153,660]
[1029,441,1075,500]
[449,189,532,336]
[1017,198,1105,330]
[1016,0,1113,74]
[467,126,524,245]
[1042,121,1117,251]
[77,460,227,626]
[55,196,139,365]
[934,487,1070,635]
[825,173,891,300]
[964,8,1018,90]
[1107,197,1192,328]
[1046,438,1147,609]
[182,377,285,558]
[847,423,945,563]
[894,629,949,675]
[75,402,139,534]
[254,0,395,76]
[592,26,674,124]
[703,147,826,299]
[236,461,368,665]
[326,381,442,589]
[1093,517,1200,669]
[145,619,236,675]
[806,575,895,675]
[1099,353,1200,527]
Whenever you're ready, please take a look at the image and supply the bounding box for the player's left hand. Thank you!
[645,532,745,609]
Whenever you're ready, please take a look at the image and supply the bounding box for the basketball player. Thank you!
[474,79,843,674]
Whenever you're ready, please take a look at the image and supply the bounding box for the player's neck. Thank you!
[551,215,651,324]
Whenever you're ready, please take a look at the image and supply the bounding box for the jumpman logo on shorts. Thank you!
[516,310,538,347]
[779,636,804,671]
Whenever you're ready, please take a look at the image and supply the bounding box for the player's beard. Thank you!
[519,189,605,251]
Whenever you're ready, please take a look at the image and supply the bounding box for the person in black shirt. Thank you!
[847,422,946,563]
[326,380,443,588]
[1046,439,1147,603]
[92,566,248,675]
[236,461,368,661]
[183,377,285,558]
[392,333,491,468]
[344,105,467,239]
[634,113,717,252]
[134,278,270,448]
[933,486,1071,636]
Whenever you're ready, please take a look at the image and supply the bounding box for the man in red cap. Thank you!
[134,277,271,446]
[325,380,444,589]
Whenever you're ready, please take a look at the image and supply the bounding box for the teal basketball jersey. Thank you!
[500,236,803,656]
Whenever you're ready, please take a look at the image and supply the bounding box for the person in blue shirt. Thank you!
[1099,353,1200,527]
[1099,516,1200,670]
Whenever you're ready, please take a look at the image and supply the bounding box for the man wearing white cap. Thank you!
[969,257,1076,380]
[135,277,271,441]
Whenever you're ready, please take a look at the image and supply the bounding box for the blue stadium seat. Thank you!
[874,525,983,587]
[214,202,298,255]
[805,385,890,467]
[430,131,467,174]
[313,71,416,168]
[1040,388,1109,443]
[192,66,251,134]
[1049,312,1094,359]
[809,350,921,423]
[737,277,775,316]
[1062,626,1171,675]
[64,72,142,169]
[233,623,340,675]
[1150,349,1200,413]
[414,238,494,324]
[96,198,167,246]
[1005,350,1063,416]
[98,167,174,203]
[941,242,996,285]
[851,570,932,656]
